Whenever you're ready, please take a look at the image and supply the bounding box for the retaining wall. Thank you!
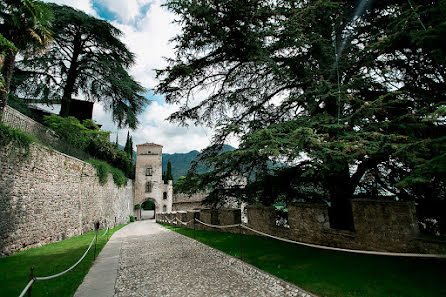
[157,201,446,254]
[0,142,134,256]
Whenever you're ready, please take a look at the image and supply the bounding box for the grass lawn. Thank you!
[160,223,446,297]
[0,224,128,297]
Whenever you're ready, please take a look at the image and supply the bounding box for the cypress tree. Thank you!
[166,161,173,181]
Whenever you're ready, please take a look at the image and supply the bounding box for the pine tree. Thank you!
[14,3,147,128]
[156,0,446,228]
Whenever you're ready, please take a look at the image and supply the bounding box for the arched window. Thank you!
[163,192,167,200]
[145,182,152,193]
[163,205,167,212]
[146,166,152,176]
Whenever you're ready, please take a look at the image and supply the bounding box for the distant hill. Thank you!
[162,144,235,181]
[118,144,236,182]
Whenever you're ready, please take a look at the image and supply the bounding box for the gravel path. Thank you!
[113,220,315,297]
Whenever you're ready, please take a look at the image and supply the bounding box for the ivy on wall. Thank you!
[0,122,33,157]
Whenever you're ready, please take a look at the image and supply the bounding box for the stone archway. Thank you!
[141,199,156,220]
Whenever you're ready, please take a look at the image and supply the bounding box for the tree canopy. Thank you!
[156,0,446,228]
[0,0,53,112]
[15,3,147,128]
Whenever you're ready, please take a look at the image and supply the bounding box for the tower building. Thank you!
[134,143,173,219]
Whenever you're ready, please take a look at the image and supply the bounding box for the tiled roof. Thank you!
[137,143,163,147]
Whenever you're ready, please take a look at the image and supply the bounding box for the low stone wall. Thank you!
[0,142,133,256]
[157,201,446,254]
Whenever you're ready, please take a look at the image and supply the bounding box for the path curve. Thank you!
[75,220,315,297]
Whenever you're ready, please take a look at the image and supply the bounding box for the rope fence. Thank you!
[17,225,113,297]
[184,218,446,259]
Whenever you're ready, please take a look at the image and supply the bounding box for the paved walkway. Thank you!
[75,220,315,297]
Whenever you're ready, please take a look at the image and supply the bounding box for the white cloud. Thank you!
[43,0,98,17]
[112,1,179,89]
[93,101,213,154]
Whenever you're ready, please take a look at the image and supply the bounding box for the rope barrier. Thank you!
[18,232,99,296]
[240,225,446,259]
[35,233,97,280]
[195,218,241,229]
[100,228,109,237]
[18,279,34,297]
[190,218,446,259]
[177,218,194,226]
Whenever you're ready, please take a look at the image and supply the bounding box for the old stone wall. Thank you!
[157,201,446,254]
[0,143,133,256]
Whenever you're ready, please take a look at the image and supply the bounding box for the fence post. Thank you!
[94,222,99,260]
[193,218,196,240]
[239,225,243,262]
[28,266,34,297]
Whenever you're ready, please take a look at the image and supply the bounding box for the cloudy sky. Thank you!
[42,0,214,153]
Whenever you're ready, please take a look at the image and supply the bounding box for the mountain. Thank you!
[118,143,236,182]
[162,144,235,181]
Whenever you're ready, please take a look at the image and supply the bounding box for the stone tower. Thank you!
[134,143,173,220]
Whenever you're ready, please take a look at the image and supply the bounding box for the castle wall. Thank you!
[158,202,446,254]
[0,143,133,256]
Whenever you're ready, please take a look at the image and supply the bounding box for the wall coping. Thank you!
[351,199,415,205]
[246,205,275,209]
[289,202,328,208]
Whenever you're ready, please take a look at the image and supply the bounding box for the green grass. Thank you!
[160,223,446,297]
[0,224,128,297]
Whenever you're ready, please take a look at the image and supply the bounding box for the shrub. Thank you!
[0,122,34,156]
[43,115,134,179]
[129,216,135,222]
[134,204,141,210]
[88,159,128,187]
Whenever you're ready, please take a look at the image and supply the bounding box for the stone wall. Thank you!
[172,192,208,211]
[158,201,446,254]
[0,143,134,256]
[1,105,57,141]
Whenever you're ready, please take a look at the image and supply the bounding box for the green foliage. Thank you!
[129,216,135,222]
[157,0,446,219]
[165,160,174,181]
[0,0,53,109]
[14,3,147,128]
[43,115,134,179]
[6,94,31,116]
[134,204,141,210]
[123,131,133,161]
[142,200,155,210]
[0,122,34,156]
[0,225,126,297]
[88,159,128,187]
[44,115,108,150]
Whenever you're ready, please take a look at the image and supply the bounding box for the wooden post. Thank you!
[28,266,34,297]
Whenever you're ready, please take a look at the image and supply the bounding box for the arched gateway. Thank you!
[134,143,173,220]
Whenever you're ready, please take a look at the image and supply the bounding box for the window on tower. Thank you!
[146,166,152,176]
[163,192,167,200]
[146,182,152,193]
[163,205,167,212]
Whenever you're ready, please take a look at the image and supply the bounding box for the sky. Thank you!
[41,0,214,153]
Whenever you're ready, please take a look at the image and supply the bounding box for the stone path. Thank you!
[75,220,316,297]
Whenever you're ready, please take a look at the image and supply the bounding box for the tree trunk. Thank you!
[326,163,356,231]
[0,52,17,115]
[60,33,81,117]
